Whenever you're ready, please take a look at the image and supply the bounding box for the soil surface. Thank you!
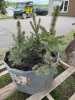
[6,50,45,71]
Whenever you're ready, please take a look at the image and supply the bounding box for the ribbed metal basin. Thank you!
[3,52,54,94]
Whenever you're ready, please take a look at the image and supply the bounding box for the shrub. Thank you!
[9,6,61,75]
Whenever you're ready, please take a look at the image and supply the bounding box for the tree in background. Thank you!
[5,1,17,8]
[0,0,6,14]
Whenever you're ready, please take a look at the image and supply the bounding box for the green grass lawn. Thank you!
[0,16,13,20]
[0,74,12,88]
[0,49,8,61]
[6,90,30,100]
[51,67,75,100]
[0,49,12,88]
[0,30,75,100]
[0,51,4,61]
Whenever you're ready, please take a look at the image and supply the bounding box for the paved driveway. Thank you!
[0,16,75,50]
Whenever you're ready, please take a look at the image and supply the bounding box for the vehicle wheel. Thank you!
[22,13,26,19]
[13,15,17,19]
[34,13,36,17]
[44,13,46,16]
[32,12,36,17]
[42,12,46,16]
[30,13,36,18]
[42,12,44,16]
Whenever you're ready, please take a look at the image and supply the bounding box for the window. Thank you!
[52,0,69,13]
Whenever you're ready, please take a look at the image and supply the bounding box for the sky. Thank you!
[5,0,49,4]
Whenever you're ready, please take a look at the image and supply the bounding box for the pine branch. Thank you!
[50,5,60,35]
[32,15,37,27]
[17,21,21,35]
[36,18,41,34]
[9,21,27,65]
[30,21,36,34]
[39,25,49,36]
[30,16,41,47]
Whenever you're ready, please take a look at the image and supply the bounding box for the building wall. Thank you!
[59,0,75,16]
[52,0,75,17]
[6,7,14,17]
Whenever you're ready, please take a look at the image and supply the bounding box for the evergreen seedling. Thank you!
[39,6,62,51]
[9,21,27,65]
[30,15,41,48]
[8,6,62,75]
[32,6,61,75]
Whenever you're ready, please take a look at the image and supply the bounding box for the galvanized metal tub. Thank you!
[3,51,54,94]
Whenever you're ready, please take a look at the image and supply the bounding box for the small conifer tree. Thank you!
[50,6,60,35]
[9,18,42,66]
[9,21,27,65]
[40,6,61,51]
[9,6,62,75]
[30,15,41,48]
[32,6,61,75]
[0,0,6,14]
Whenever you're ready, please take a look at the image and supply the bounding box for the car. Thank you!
[13,1,36,19]
[35,8,48,16]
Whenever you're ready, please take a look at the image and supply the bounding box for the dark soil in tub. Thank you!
[6,50,45,71]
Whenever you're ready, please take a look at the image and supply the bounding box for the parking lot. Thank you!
[0,16,75,49]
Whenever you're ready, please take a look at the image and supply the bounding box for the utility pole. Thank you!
[48,0,52,16]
